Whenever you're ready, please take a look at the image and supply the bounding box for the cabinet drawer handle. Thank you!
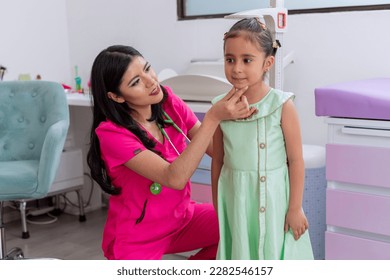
[341,126,390,138]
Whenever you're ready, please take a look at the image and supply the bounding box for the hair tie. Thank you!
[255,17,266,30]
[273,40,281,49]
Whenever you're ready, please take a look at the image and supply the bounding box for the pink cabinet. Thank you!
[325,117,390,259]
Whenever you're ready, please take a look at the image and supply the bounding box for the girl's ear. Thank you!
[263,56,275,72]
[107,92,125,103]
[266,56,275,69]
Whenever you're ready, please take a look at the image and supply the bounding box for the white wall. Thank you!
[64,0,230,87]
[0,0,71,84]
[65,1,390,146]
[2,1,389,146]
[284,11,390,146]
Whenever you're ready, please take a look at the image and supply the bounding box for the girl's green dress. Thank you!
[212,89,314,260]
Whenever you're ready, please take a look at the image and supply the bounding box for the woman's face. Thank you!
[112,56,163,109]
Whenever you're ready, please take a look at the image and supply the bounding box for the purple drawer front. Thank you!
[326,144,390,188]
[327,189,390,236]
[195,112,206,121]
[315,78,390,120]
[325,231,390,260]
[191,183,212,204]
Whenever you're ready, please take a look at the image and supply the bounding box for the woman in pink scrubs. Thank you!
[87,45,256,260]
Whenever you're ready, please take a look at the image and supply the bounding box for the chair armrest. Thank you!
[35,119,69,198]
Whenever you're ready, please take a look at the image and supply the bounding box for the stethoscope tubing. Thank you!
[158,110,191,156]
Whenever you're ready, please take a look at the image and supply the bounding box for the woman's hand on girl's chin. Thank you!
[209,86,257,121]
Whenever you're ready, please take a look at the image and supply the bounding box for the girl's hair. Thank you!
[87,45,167,195]
[224,17,281,57]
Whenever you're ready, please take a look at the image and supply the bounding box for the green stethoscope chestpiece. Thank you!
[150,182,162,195]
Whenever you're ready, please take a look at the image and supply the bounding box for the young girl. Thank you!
[87,45,256,260]
[211,18,314,260]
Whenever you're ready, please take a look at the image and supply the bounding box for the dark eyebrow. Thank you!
[127,61,150,87]
[224,53,256,58]
[128,75,138,87]
[242,54,256,58]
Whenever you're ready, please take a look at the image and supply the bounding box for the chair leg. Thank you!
[76,190,86,222]
[0,201,6,259]
[50,195,62,216]
[19,201,30,239]
[0,225,6,259]
[5,247,24,259]
[0,201,24,260]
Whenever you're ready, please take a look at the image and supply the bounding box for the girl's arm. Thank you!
[124,86,254,190]
[211,125,224,212]
[281,99,309,240]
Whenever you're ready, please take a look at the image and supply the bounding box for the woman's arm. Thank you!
[211,125,224,212]
[281,99,308,240]
[188,120,213,156]
[124,86,254,190]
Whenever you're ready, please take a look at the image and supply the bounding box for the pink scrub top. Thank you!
[96,86,198,259]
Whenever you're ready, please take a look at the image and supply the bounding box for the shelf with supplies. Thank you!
[66,91,92,107]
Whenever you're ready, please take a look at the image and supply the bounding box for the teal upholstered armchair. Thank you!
[0,81,69,259]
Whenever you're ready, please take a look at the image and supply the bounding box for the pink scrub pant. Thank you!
[165,203,219,260]
[110,203,219,260]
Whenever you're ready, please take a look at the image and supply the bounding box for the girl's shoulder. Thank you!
[256,88,295,117]
[232,89,295,122]
[271,88,295,103]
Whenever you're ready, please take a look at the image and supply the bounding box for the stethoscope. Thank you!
[149,110,191,196]
[157,111,191,156]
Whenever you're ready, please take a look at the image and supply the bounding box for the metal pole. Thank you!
[0,201,6,259]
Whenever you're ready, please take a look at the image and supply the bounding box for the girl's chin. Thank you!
[231,80,248,88]
[233,85,248,90]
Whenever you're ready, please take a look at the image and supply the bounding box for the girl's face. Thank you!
[109,56,163,109]
[224,35,273,90]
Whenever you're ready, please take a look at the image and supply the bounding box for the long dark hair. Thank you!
[87,45,167,195]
